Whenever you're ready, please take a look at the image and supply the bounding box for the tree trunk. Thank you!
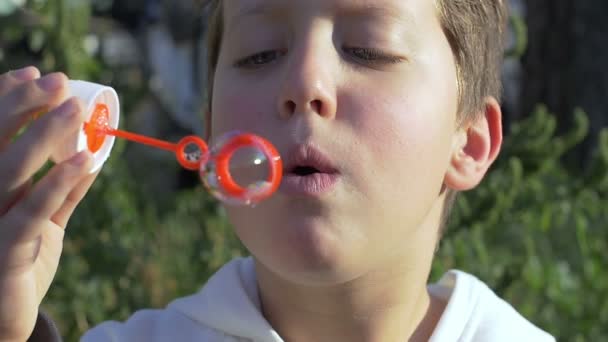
[521,0,608,164]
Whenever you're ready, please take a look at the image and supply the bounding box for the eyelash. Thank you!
[234,50,285,68]
[234,47,404,69]
[343,47,405,65]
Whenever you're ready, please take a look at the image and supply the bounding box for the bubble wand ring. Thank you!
[85,103,282,205]
[209,133,282,203]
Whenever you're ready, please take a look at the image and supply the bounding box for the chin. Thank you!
[230,206,363,286]
[258,248,362,287]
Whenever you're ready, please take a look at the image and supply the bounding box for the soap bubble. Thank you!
[200,131,282,206]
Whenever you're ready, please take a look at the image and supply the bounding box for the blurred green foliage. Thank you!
[2,1,607,341]
[0,0,99,77]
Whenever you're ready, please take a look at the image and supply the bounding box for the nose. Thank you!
[277,41,337,120]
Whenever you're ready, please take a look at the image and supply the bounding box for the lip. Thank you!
[279,144,341,196]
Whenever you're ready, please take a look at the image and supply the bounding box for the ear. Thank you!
[444,97,503,191]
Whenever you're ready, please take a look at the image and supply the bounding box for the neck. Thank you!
[257,260,444,342]
[255,216,446,341]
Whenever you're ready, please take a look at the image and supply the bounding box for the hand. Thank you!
[0,67,98,341]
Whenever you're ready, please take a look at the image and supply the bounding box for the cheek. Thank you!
[360,104,450,189]
[345,68,457,206]
[210,69,276,138]
[352,83,454,167]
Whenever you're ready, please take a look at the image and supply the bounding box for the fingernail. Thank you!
[56,98,80,118]
[38,73,66,92]
[53,99,79,119]
[70,151,90,166]
[11,66,36,80]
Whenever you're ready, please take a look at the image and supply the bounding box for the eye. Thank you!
[234,50,286,69]
[343,47,406,65]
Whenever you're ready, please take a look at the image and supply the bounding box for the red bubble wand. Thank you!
[83,104,282,205]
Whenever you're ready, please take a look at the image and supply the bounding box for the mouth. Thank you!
[291,166,323,176]
[280,144,341,196]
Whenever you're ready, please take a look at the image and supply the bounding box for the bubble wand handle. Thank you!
[84,104,282,205]
[103,127,178,153]
[84,103,209,171]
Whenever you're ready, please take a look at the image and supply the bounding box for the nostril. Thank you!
[310,99,322,113]
[280,99,326,118]
[284,100,296,115]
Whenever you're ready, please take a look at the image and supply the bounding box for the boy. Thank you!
[0,0,555,341]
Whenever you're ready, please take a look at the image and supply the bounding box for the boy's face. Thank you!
[211,0,460,284]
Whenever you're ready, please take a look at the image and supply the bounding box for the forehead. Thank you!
[223,0,438,26]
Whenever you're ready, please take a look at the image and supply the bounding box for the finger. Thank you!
[0,178,32,217]
[50,170,99,228]
[0,66,41,96]
[6,151,92,243]
[0,97,85,209]
[0,72,68,148]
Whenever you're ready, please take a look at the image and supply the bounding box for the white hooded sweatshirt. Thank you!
[81,257,555,342]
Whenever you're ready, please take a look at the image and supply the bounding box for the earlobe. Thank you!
[444,97,503,191]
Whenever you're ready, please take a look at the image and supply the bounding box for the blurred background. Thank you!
[1,0,607,341]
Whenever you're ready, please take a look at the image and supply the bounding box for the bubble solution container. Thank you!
[51,80,119,173]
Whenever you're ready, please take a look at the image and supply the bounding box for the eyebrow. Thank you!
[227,2,283,24]
[224,2,285,37]
[227,2,417,25]
[338,3,418,26]
[224,1,419,40]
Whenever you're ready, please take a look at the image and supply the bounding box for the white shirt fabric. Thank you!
[81,257,555,342]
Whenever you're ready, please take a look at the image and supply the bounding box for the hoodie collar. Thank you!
[169,257,283,342]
